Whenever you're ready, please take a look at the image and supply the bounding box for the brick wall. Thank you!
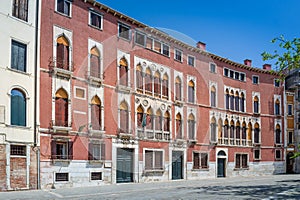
[0,144,7,191]
[10,157,26,189]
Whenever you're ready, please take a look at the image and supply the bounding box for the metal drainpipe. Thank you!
[34,0,40,190]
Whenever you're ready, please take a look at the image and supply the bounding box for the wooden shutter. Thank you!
[155,151,163,170]
[88,143,93,160]
[193,152,199,169]
[56,43,64,69]
[242,154,247,168]
[145,150,153,170]
[68,141,73,160]
[176,119,182,138]
[101,143,106,160]
[235,154,240,168]
[91,104,101,130]
[201,153,208,168]
[226,94,229,109]
[90,55,100,78]
[51,140,57,159]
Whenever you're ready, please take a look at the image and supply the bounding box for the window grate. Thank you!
[91,172,102,180]
[10,145,26,156]
[55,173,69,182]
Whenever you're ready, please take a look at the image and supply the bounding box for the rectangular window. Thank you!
[210,63,216,73]
[235,154,248,169]
[240,73,245,82]
[254,149,260,160]
[57,0,71,16]
[146,37,153,49]
[88,143,105,161]
[55,173,69,182]
[288,104,293,116]
[274,79,280,87]
[252,76,259,84]
[10,145,26,156]
[235,72,240,80]
[145,150,163,170]
[89,11,102,30]
[193,152,208,169]
[11,40,27,72]
[224,68,229,77]
[75,87,85,99]
[118,23,130,40]
[12,0,28,21]
[229,70,234,78]
[288,131,293,145]
[135,32,145,46]
[162,44,170,56]
[91,172,102,180]
[174,49,182,62]
[188,56,195,67]
[51,140,73,160]
[154,40,161,53]
[275,150,281,160]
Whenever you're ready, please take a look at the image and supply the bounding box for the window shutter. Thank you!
[226,94,229,109]
[236,126,241,139]
[17,94,26,126]
[155,151,163,170]
[242,155,247,168]
[235,155,240,168]
[56,43,64,69]
[68,141,73,160]
[64,46,69,70]
[11,94,18,125]
[51,140,57,159]
[90,55,100,78]
[101,143,106,160]
[145,151,153,170]
[201,153,208,168]
[193,152,199,169]
[91,104,101,130]
[88,143,93,160]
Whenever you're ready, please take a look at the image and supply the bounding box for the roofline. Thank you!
[85,0,279,76]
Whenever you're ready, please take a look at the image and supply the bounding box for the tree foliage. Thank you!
[261,36,300,77]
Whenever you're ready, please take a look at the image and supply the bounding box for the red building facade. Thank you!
[39,0,285,188]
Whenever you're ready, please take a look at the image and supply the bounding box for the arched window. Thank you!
[11,89,26,126]
[210,117,217,142]
[162,74,169,98]
[211,86,216,107]
[275,99,280,115]
[230,120,234,144]
[240,92,245,112]
[154,71,161,96]
[175,77,182,101]
[119,101,129,133]
[55,88,68,127]
[235,91,240,111]
[236,121,241,140]
[146,107,153,130]
[225,89,229,110]
[248,122,252,142]
[224,119,229,139]
[242,122,247,141]
[145,67,152,94]
[56,35,69,70]
[119,57,128,86]
[275,124,281,144]
[90,46,101,78]
[218,118,223,139]
[91,96,101,130]
[188,80,195,103]
[176,113,182,139]
[230,90,234,110]
[155,110,162,131]
[188,114,196,140]
[137,105,144,128]
[163,111,170,132]
[136,64,143,92]
[254,96,259,114]
[254,123,260,144]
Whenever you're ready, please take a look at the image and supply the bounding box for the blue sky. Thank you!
[98,0,300,69]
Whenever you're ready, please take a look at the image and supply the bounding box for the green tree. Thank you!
[261,36,300,77]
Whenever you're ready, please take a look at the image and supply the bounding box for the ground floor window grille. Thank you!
[193,152,208,169]
[145,150,163,170]
[55,173,69,182]
[235,154,248,169]
[91,172,102,180]
[10,145,26,156]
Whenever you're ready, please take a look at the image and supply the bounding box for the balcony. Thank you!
[137,129,170,141]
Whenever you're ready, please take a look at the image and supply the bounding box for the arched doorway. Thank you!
[286,152,294,174]
[217,150,226,177]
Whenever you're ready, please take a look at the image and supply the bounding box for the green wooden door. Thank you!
[117,148,134,183]
[172,151,183,180]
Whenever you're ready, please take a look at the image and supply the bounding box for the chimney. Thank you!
[244,59,252,67]
[196,41,206,51]
[263,64,271,70]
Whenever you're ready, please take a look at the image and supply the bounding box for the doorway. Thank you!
[116,148,134,183]
[217,150,226,178]
[172,151,183,180]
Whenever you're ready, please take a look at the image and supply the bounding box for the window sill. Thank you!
[53,126,72,133]
[6,125,31,130]
[174,59,183,63]
[6,67,31,76]
[234,168,249,171]
[144,169,164,173]
[117,36,131,42]
[55,11,72,18]
[192,168,209,171]
[88,24,103,31]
